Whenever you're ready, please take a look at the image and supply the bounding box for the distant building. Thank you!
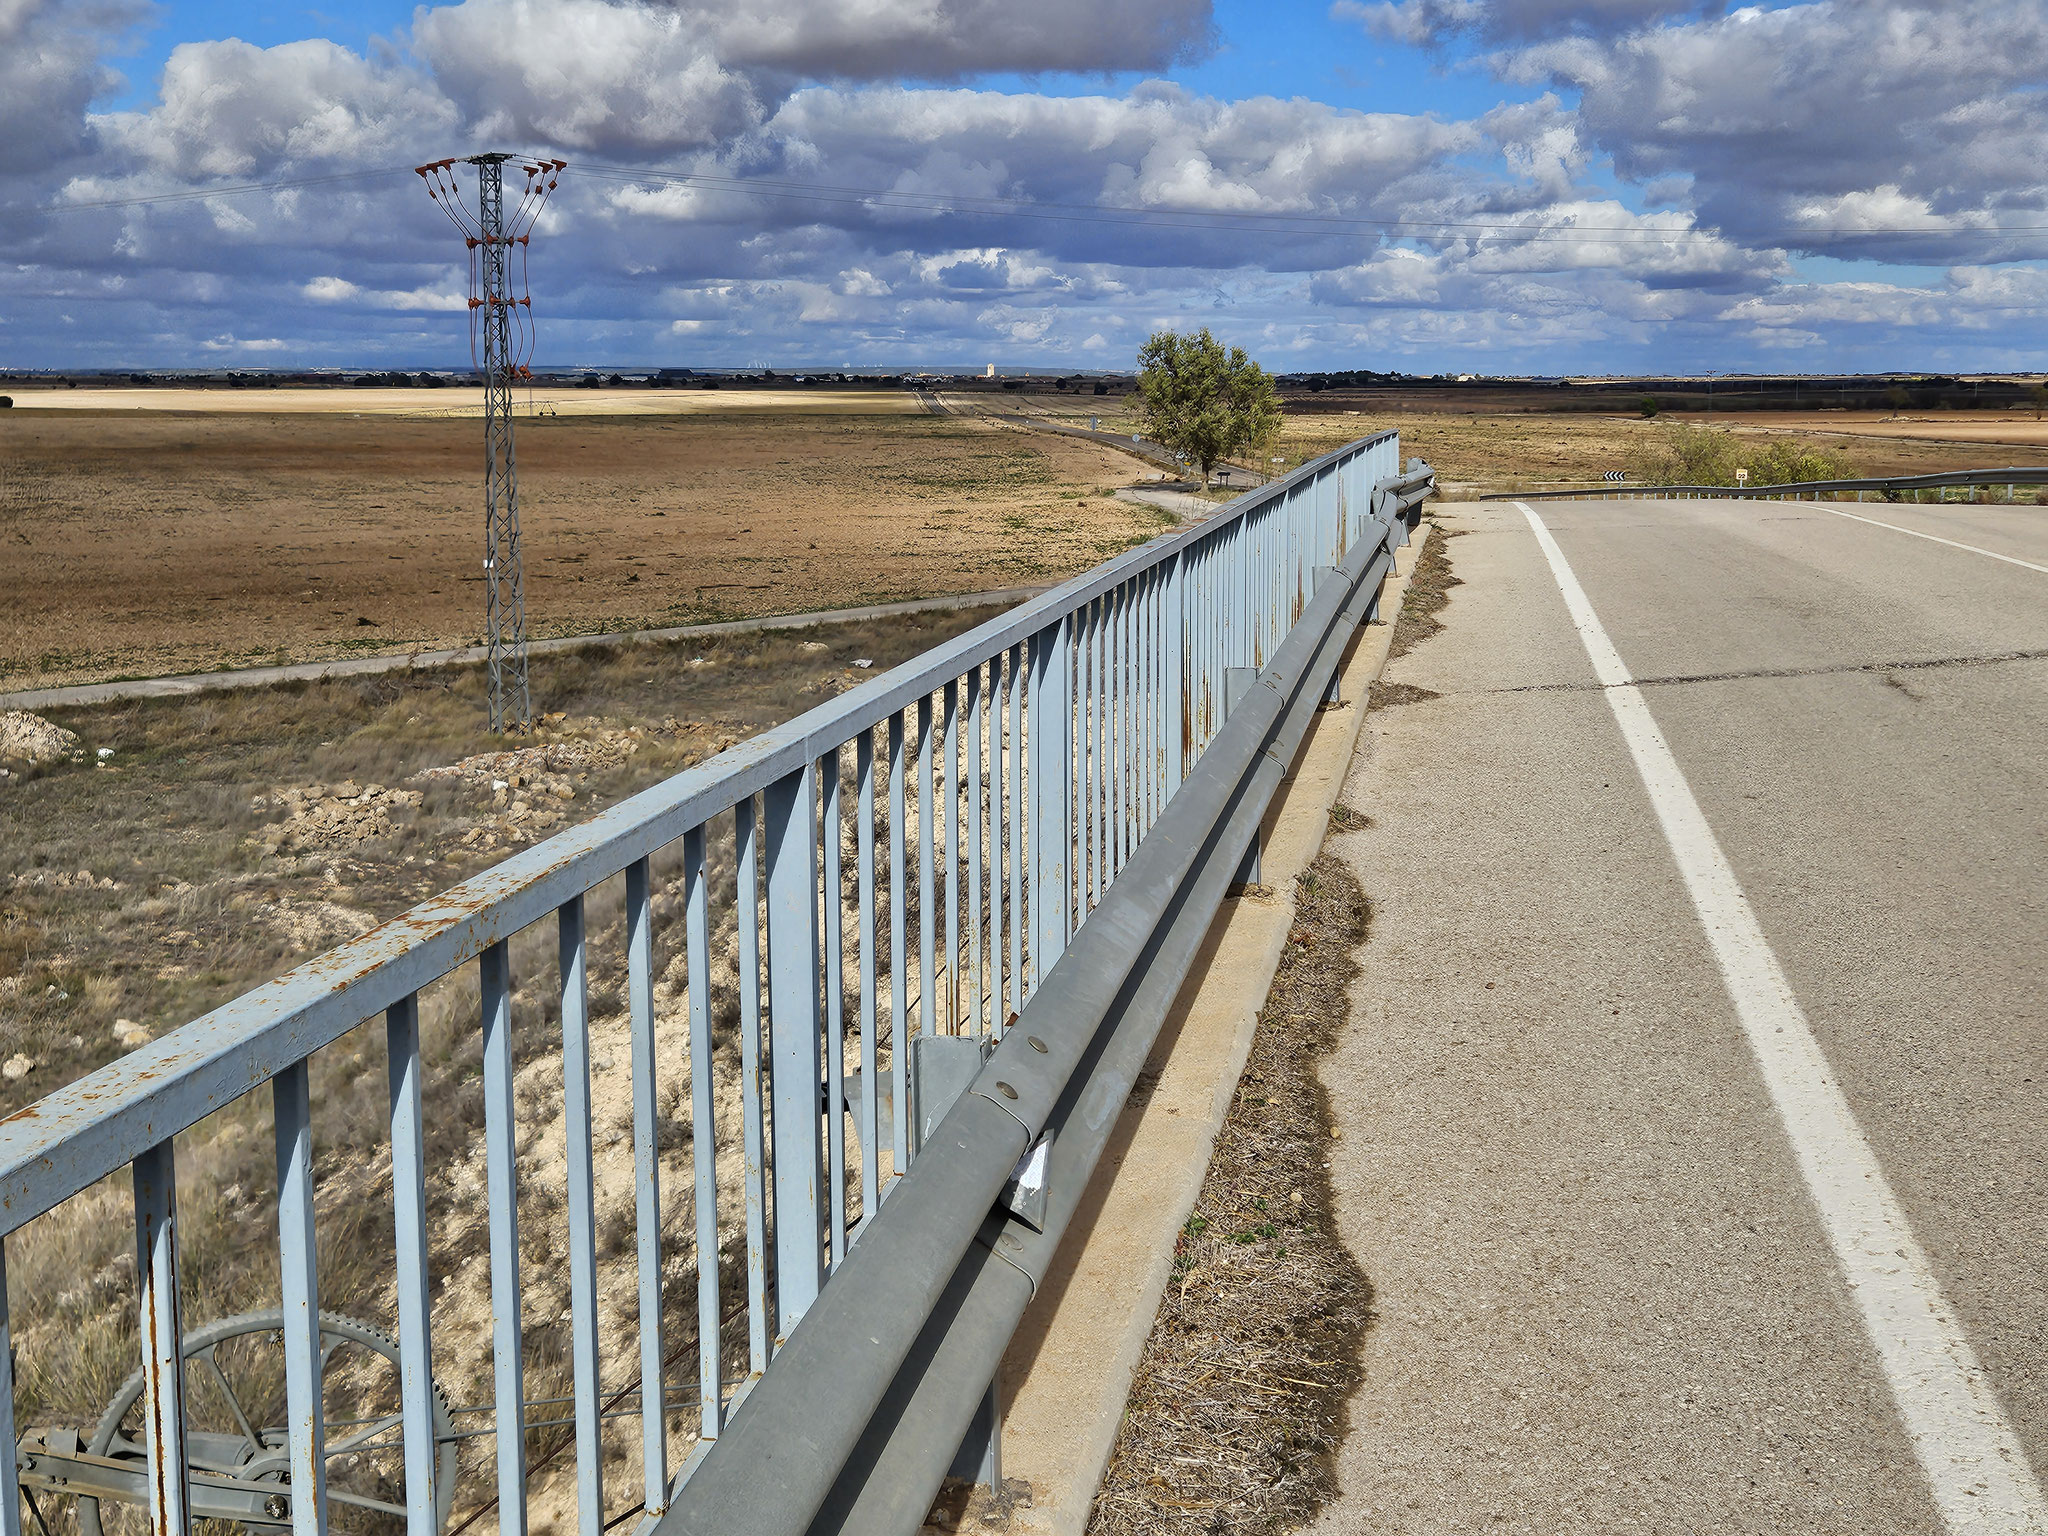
[985,363,996,378]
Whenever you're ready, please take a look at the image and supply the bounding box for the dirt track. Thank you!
[0,409,1160,690]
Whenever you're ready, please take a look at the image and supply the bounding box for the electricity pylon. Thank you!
[418,152,565,732]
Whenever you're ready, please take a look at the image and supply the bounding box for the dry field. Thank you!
[0,610,992,1536]
[937,383,2048,493]
[1272,404,2048,496]
[1,386,921,418]
[0,404,1165,691]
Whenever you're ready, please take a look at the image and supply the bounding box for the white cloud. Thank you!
[414,0,762,153]
[4,0,2047,374]
[302,276,360,302]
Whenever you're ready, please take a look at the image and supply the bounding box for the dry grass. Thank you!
[1086,853,1373,1536]
[1270,404,2048,498]
[1386,525,1461,662]
[0,605,991,1536]
[0,409,1167,691]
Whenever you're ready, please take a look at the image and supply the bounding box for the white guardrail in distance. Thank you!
[1486,464,2048,502]
[0,432,1427,1536]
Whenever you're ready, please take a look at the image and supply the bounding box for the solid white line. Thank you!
[1517,501,2048,1535]
[1813,504,2048,575]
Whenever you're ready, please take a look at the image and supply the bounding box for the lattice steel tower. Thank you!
[418,152,566,732]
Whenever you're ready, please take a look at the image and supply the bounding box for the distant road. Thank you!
[1317,495,2047,1532]
[931,392,1275,486]
[0,586,1050,712]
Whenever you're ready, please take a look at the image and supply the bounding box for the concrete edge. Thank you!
[0,586,1053,713]
[988,531,1424,1536]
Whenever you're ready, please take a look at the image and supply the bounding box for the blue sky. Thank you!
[5,0,2046,372]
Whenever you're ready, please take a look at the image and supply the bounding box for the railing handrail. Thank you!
[0,429,1398,1241]
[1486,464,2048,501]
[662,473,1425,1536]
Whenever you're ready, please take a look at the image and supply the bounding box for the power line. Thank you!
[41,166,414,213]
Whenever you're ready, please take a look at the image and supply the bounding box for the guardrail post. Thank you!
[1225,666,1261,891]
[947,1375,1003,1490]
[767,760,827,1330]
[1313,566,1346,706]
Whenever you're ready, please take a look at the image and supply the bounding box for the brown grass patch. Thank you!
[1,604,986,1534]
[0,410,1169,691]
[1387,524,1460,661]
[1086,853,1373,1536]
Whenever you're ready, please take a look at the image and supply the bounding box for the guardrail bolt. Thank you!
[995,1081,1018,1100]
[1026,1037,1048,1053]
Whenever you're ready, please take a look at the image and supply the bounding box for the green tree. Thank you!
[1135,328,1282,484]
[1625,423,1852,488]
[1640,395,1659,418]
[2028,383,2048,421]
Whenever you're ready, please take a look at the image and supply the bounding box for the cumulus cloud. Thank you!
[1506,0,2048,263]
[93,38,457,178]
[414,0,762,153]
[5,0,2047,373]
[0,0,144,180]
[1334,0,1723,47]
[702,0,1215,80]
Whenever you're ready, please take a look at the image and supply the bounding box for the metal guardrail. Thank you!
[0,435,1430,1536]
[1486,465,2048,502]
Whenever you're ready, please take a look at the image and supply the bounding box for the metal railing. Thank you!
[1487,465,2048,502]
[0,433,1430,1536]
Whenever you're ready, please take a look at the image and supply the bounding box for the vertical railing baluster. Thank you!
[768,762,826,1331]
[942,679,960,1035]
[1077,603,1093,911]
[626,857,666,1503]
[133,1138,189,1536]
[916,694,935,1053]
[887,714,910,1177]
[481,940,529,1536]
[386,995,438,1536]
[1025,630,1041,997]
[822,750,848,1270]
[273,1060,327,1536]
[1035,615,1073,966]
[736,799,770,1372]
[989,663,1007,1036]
[966,665,985,1032]
[1006,642,1023,1023]
[1142,572,1157,835]
[1153,570,1167,825]
[1167,550,1186,796]
[557,895,603,1536]
[684,825,721,1439]
[1120,579,1134,855]
[0,1243,16,1536]
[856,731,880,1227]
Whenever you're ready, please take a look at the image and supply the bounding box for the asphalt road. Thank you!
[1313,497,2046,1533]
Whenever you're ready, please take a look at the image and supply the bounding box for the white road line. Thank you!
[1518,501,2048,1535]
[1812,504,2048,575]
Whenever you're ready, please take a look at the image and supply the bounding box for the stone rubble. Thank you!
[0,711,81,766]
[250,781,425,856]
